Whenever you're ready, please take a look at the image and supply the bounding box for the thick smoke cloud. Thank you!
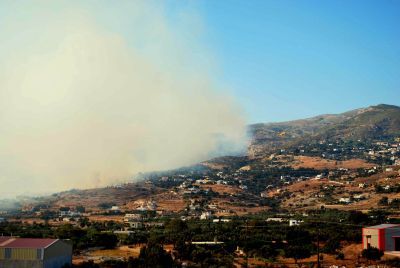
[0,2,246,197]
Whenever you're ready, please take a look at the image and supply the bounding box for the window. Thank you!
[4,248,11,259]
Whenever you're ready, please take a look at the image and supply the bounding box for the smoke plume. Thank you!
[0,2,246,197]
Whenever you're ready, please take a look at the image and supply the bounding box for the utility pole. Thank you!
[245,220,248,268]
[317,206,323,268]
[317,222,320,268]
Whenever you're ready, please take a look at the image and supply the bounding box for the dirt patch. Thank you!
[292,156,374,170]
[271,243,363,268]
[199,184,242,195]
[88,215,124,222]
[73,244,175,265]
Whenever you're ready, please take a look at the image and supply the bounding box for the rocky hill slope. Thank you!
[248,104,400,158]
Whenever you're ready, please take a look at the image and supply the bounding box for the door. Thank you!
[395,237,400,251]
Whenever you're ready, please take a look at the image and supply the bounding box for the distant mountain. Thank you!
[248,104,400,158]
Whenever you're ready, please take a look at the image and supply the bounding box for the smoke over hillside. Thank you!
[0,2,246,197]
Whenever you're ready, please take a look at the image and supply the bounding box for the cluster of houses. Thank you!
[366,141,400,163]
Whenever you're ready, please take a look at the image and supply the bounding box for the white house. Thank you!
[289,219,303,226]
[339,197,351,204]
[200,211,212,220]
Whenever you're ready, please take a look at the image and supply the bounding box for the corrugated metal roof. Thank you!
[0,237,58,248]
[0,237,11,242]
[365,224,400,229]
[0,237,12,245]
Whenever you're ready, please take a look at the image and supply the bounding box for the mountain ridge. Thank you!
[248,104,400,158]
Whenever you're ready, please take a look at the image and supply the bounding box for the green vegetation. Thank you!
[2,208,393,267]
[361,247,384,263]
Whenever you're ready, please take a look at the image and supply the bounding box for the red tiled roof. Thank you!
[0,237,57,248]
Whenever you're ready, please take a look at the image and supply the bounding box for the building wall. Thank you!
[363,227,400,251]
[11,248,40,260]
[384,227,400,251]
[0,259,43,268]
[43,240,72,268]
[362,228,380,249]
[0,248,40,261]
[44,255,71,268]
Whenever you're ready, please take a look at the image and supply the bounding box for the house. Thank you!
[59,211,80,218]
[266,217,284,222]
[212,219,231,223]
[126,221,143,229]
[110,206,120,212]
[362,224,400,251]
[200,211,212,220]
[289,219,303,226]
[0,237,72,268]
[339,197,351,204]
[124,213,142,222]
[353,194,365,201]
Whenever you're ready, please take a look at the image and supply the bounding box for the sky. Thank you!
[199,0,400,122]
[0,0,399,197]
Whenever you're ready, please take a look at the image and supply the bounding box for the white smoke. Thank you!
[0,2,246,197]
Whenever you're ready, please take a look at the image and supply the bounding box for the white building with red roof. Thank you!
[0,237,72,268]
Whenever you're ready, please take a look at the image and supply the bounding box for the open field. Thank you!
[73,244,174,265]
[291,156,375,170]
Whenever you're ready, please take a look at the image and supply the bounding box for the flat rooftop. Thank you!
[365,224,400,229]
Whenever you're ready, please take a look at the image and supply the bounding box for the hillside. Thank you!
[249,104,400,158]
[9,104,400,216]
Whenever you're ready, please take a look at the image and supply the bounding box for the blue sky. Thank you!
[198,0,400,122]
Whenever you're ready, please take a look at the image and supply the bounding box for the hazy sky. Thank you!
[0,1,247,197]
[0,0,399,197]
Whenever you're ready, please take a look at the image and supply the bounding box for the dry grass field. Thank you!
[291,156,375,170]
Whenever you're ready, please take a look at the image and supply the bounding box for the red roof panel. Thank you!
[0,238,57,248]
[0,237,12,244]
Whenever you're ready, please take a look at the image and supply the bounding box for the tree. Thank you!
[98,202,115,209]
[362,247,384,263]
[137,242,176,268]
[93,232,118,249]
[76,205,86,213]
[378,196,389,206]
[259,244,279,260]
[165,219,189,243]
[284,229,312,267]
[284,245,312,267]
[78,217,90,228]
[336,252,345,260]
[323,236,341,254]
